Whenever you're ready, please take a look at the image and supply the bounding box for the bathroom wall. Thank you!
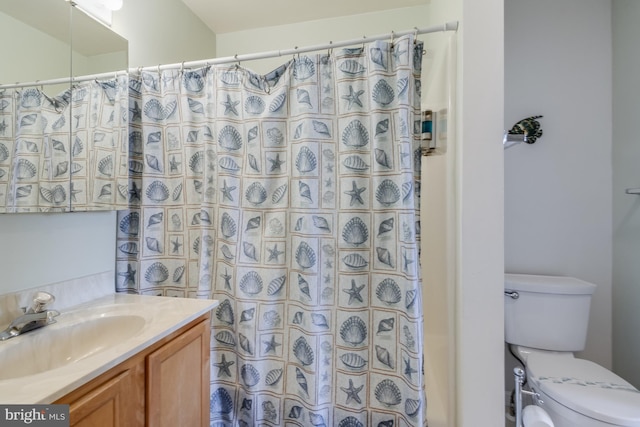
[454,1,504,425]
[111,0,216,69]
[0,0,216,296]
[612,0,640,388]
[418,8,458,427]
[504,0,613,369]
[215,6,428,73]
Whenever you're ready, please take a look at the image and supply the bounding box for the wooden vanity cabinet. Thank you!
[146,318,210,426]
[55,314,211,427]
[63,356,145,427]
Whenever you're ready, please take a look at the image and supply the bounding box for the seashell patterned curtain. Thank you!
[0,78,129,212]
[117,34,427,426]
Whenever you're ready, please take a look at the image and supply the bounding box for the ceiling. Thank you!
[181,0,430,34]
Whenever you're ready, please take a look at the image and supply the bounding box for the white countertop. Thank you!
[0,293,218,404]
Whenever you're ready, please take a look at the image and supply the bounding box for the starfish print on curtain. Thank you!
[117,34,427,426]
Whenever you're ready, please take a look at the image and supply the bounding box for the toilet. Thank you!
[505,273,640,427]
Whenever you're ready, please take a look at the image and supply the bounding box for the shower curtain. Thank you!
[0,77,129,212]
[117,34,427,426]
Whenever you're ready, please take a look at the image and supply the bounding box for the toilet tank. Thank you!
[504,274,597,352]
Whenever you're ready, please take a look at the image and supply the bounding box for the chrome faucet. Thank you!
[0,292,60,341]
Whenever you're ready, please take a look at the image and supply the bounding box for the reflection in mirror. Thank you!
[70,4,128,79]
[0,0,128,213]
[0,0,128,89]
[69,4,129,212]
[0,0,72,96]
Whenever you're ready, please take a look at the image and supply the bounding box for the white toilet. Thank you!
[505,273,640,427]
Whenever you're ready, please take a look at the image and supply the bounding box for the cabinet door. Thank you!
[68,361,144,427]
[146,320,210,427]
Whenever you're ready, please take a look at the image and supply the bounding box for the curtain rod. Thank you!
[0,21,458,90]
[142,21,459,71]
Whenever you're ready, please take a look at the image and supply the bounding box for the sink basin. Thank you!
[0,313,145,380]
[0,293,217,404]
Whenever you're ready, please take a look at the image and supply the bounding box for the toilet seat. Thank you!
[527,353,640,426]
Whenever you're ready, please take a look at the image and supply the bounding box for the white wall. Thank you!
[420,9,458,427]
[415,2,506,426]
[0,1,216,296]
[111,0,216,68]
[612,0,640,388]
[456,0,505,425]
[0,212,117,294]
[504,0,613,369]
[216,6,431,73]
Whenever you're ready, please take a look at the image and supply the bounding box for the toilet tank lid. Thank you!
[505,273,597,295]
[527,353,640,426]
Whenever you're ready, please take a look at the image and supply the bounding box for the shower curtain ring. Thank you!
[180,61,185,74]
[234,54,240,69]
[390,30,395,49]
[157,64,161,74]
[413,26,419,44]
[327,41,333,58]
[362,35,366,50]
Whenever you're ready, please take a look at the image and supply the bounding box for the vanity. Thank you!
[0,290,218,427]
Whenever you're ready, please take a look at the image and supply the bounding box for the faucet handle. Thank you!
[46,310,60,324]
[29,291,55,314]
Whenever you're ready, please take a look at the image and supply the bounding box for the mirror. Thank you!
[69,3,128,80]
[0,0,128,212]
[0,1,72,96]
[0,1,128,91]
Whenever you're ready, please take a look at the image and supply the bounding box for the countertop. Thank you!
[0,293,218,404]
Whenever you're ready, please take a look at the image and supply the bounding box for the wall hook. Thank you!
[507,115,543,144]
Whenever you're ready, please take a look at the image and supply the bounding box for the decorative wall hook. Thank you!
[508,115,543,144]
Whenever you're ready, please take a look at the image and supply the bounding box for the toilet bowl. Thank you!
[505,274,640,427]
[513,346,640,426]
